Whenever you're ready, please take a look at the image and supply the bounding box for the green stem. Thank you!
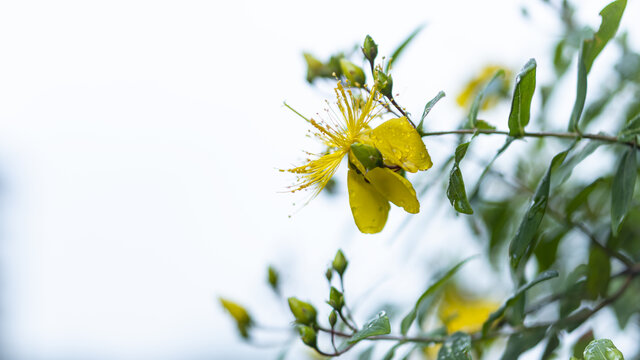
[420,128,638,149]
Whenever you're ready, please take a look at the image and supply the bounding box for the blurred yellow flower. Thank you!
[456,65,512,110]
[285,82,432,233]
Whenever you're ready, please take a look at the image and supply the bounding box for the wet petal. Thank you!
[366,167,420,214]
[370,117,432,172]
[347,169,390,234]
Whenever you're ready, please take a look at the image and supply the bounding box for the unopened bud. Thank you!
[329,310,338,327]
[298,325,317,348]
[219,297,253,339]
[325,267,333,282]
[375,70,393,98]
[303,53,325,83]
[288,297,318,326]
[328,286,344,310]
[340,59,366,87]
[267,265,279,294]
[332,249,348,277]
[362,35,378,63]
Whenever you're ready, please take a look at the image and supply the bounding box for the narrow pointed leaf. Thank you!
[618,113,640,141]
[447,142,473,214]
[568,46,588,132]
[385,25,424,72]
[500,326,548,360]
[612,147,637,235]
[508,59,537,137]
[400,257,475,335]
[582,0,627,74]
[418,91,446,134]
[509,148,571,277]
[349,312,391,344]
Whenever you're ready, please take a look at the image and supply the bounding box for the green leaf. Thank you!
[482,270,559,336]
[469,70,505,128]
[542,332,560,360]
[611,277,640,329]
[582,0,627,74]
[586,247,611,299]
[400,257,475,335]
[500,326,548,360]
[509,149,570,277]
[417,91,446,133]
[573,330,595,359]
[357,346,375,360]
[437,332,472,360]
[447,142,473,214]
[382,342,405,360]
[568,45,588,133]
[385,25,424,73]
[566,178,605,217]
[583,339,625,360]
[349,311,391,344]
[508,58,537,137]
[612,147,637,235]
[554,140,604,187]
[618,113,640,141]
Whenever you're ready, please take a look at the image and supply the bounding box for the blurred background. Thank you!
[1,0,639,359]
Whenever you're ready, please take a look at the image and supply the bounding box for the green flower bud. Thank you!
[362,35,378,63]
[267,265,279,294]
[288,297,317,325]
[329,310,338,327]
[375,70,394,98]
[350,143,383,171]
[303,52,325,83]
[328,286,344,310]
[332,249,348,276]
[298,325,318,348]
[327,54,344,77]
[325,267,333,282]
[219,297,253,339]
[339,59,366,87]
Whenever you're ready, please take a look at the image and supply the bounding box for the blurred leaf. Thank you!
[560,265,588,318]
[470,137,514,200]
[582,0,627,74]
[566,178,605,217]
[383,342,405,360]
[400,257,475,335]
[542,332,560,360]
[553,40,572,76]
[534,228,566,271]
[385,25,424,73]
[482,270,559,336]
[469,70,504,128]
[437,332,472,360]
[573,330,595,359]
[611,277,640,329]
[510,149,570,278]
[267,265,280,294]
[500,326,548,360]
[586,247,611,299]
[611,147,637,235]
[554,140,603,187]
[418,91,446,134]
[568,45,588,132]
[219,298,253,339]
[618,112,640,141]
[583,339,625,360]
[508,59,537,137]
[447,142,474,214]
[358,346,375,360]
[349,312,391,344]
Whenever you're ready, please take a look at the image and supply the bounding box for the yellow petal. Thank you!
[370,117,432,172]
[347,169,390,234]
[365,167,420,214]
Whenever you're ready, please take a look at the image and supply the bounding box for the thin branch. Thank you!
[420,128,639,149]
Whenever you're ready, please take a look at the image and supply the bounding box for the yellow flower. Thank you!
[456,64,512,110]
[285,82,432,233]
[438,288,500,334]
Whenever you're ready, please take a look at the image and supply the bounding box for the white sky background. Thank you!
[0,1,638,359]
